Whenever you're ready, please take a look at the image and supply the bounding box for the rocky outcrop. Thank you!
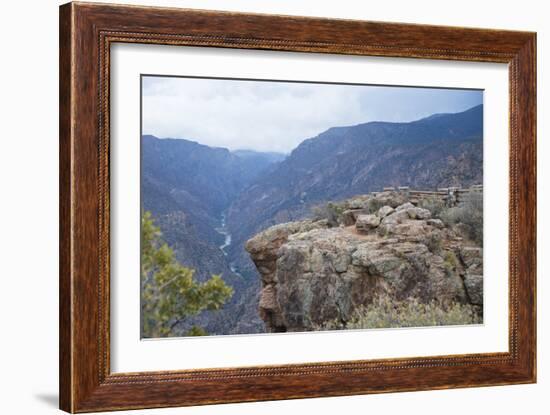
[246,191,483,332]
[245,219,329,331]
[228,105,483,293]
[355,214,380,231]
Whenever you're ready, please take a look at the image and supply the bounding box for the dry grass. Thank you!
[317,294,481,330]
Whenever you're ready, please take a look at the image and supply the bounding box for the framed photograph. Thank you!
[59,2,536,412]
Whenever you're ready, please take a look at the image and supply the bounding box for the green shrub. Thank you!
[425,232,443,254]
[186,326,208,336]
[440,192,483,245]
[439,206,460,224]
[443,250,459,277]
[367,198,384,214]
[310,202,346,226]
[310,204,327,220]
[141,211,233,338]
[318,294,481,330]
[418,196,446,218]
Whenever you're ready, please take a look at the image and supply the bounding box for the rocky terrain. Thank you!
[227,104,483,286]
[246,190,483,332]
[141,104,483,336]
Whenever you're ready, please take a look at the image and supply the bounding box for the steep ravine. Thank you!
[143,105,483,336]
[215,213,244,278]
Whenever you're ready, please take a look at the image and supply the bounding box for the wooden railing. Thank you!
[377,184,483,206]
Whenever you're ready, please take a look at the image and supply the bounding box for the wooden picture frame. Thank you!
[59,2,536,412]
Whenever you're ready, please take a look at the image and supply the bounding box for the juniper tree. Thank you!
[141,211,233,337]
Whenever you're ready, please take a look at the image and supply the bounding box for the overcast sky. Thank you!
[142,76,483,154]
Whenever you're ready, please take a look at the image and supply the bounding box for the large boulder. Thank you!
[459,247,483,273]
[381,209,411,225]
[463,274,483,305]
[246,205,480,332]
[355,214,381,232]
[245,219,328,284]
[370,191,409,208]
[427,218,445,229]
[347,196,371,209]
[395,202,415,211]
[342,208,369,226]
[377,205,395,218]
[406,207,431,220]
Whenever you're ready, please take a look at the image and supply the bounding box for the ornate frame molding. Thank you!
[60,2,536,412]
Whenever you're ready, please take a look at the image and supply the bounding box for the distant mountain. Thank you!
[142,104,483,336]
[232,149,287,163]
[225,104,483,281]
[142,136,285,216]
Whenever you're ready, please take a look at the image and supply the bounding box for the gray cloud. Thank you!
[142,76,482,153]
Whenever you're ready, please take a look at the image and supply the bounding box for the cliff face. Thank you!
[246,190,483,332]
[229,105,483,284]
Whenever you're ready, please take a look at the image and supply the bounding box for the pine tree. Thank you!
[141,211,233,337]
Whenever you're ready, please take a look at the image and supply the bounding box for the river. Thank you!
[216,213,243,277]
[216,213,232,255]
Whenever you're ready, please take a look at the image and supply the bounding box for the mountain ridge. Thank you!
[225,104,483,285]
[142,104,484,335]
